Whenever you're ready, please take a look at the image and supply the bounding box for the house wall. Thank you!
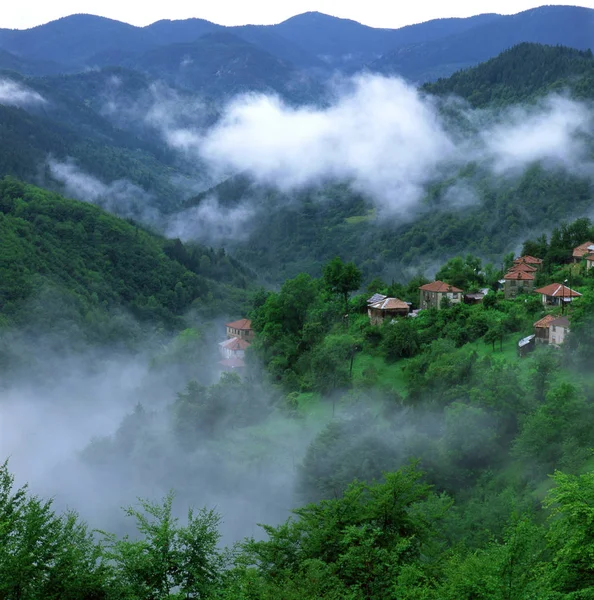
[368,308,408,325]
[419,291,462,310]
[535,328,549,344]
[587,258,593,270]
[226,327,254,342]
[549,325,568,346]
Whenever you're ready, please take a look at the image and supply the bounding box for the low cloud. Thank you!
[0,79,46,107]
[483,95,593,176]
[166,195,255,244]
[48,159,161,225]
[160,75,594,218]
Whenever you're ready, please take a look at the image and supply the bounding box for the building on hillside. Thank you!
[419,281,463,310]
[219,336,251,360]
[518,334,536,357]
[514,255,543,268]
[503,270,535,299]
[226,318,254,342]
[549,316,570,346]
[368,297,409,325]
[464,288,491,305]
[573,241,594,263]
[509,262,538,274]
[533,314,556,344]
[534,283,582,306]
[587,252,594,271]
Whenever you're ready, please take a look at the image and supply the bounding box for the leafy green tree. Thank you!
[323,257,362,317]
[102,492,224,600]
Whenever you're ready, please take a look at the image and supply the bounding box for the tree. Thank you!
[102,492,224,599]
[323,257,362,317]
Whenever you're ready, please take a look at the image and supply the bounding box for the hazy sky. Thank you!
[2,0,594,30]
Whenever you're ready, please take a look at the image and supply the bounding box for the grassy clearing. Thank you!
[344,209,376,225]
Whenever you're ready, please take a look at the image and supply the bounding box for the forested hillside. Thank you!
[4,214,594,598]
[0,177,253,342]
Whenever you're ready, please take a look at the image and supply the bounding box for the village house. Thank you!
[549,316,570,346]
[573,241,594,263]
[514,255,543,268]
[219,357,246,371]
[509,262,538,274]
[419,281,463,310]
[533,314,556,344]
[534,283,582,306]
[587,252,594,271]
[367,293,387,306]
[226,318,254,343]
[219,336,250,360]
[367,296,410,325]
[503,269,535,299]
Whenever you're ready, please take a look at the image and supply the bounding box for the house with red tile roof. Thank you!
[226,318,254,342]
[534,283,582,306]
[514,255,543,267]
[573,242,594,263]
[503,269,535,299]
[533,314,556,344]
[368,297,410,325]
[219,336,251,360]
[419,281,463,310]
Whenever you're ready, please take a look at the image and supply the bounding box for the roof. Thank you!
[550,316,570,328]
[534,314,556,329]
[573,241,594,258]
[367,293,387,305]
[219,337,251,351]
[369,297,409,311]
[504,270,535,281]
[518,334,536,348]
[219,357,246,369]
[419,281,463,293]
[509,262,538,273]
[226,318,252,330]
[534,283,582,298]
[515,255,543,265]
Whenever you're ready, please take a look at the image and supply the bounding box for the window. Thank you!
[552,326,556,332]
[452,293,458,299]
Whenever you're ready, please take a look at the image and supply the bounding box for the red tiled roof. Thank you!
[219,337,251,351]
[573,242,594,258]
[369,297,409,311]
[219,357,246,369]
[419,281,463,293]
[534,283,582,298]
[509,262,537,273]
[533,314,556,329]
[504,270,535,281]
[515,255,543,265]
[226,318,252,330]
[550,316,570,328]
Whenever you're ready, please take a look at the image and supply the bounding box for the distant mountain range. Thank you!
[0,5,594,88]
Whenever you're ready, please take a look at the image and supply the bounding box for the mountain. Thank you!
[127,31,323,101]
[185,43,594,283]
[373,5,594,82]
[272,11,501,70]
[0,177,252,340]
[424,43,594,106]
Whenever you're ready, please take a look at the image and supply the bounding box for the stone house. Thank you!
[226,318,254,343]
[503,269,535,299]
[533,314,556,344]
[573,241,594,263]
[419,281,463,310]
[534,283,582,306]
[219,337,251,360]
[549,316,570,346]
[514,255,543,269]
[368,297,410,325]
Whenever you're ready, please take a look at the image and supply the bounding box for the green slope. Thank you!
[0,178,253,341]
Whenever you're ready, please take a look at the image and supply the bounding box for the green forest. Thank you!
[3,36,594,600]
[4,210,594,598]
